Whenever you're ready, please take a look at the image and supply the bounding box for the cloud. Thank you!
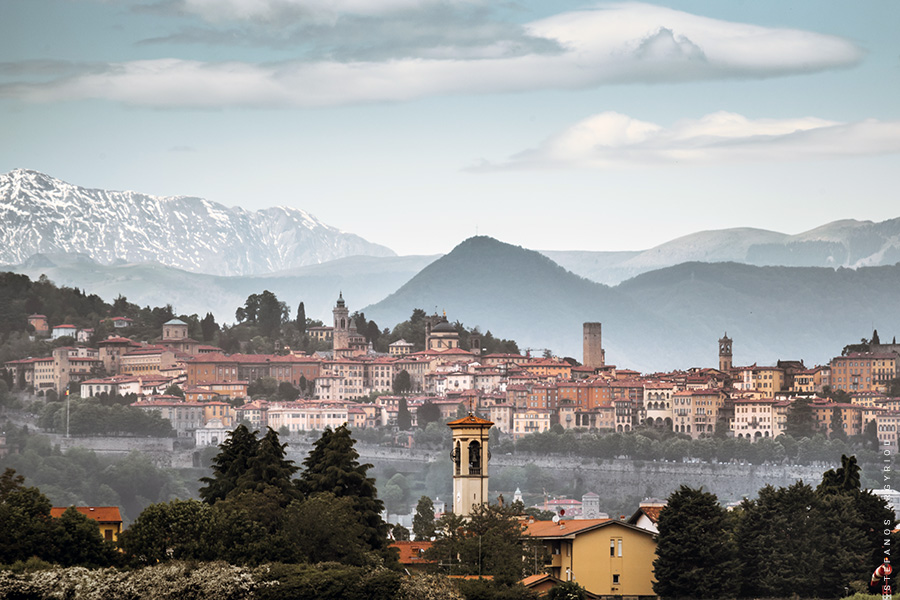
[171,0,476,23]
[0,3,864,108]
[479,112,900,170]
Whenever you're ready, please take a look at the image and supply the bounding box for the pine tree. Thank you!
[872,329,881,345]
[412,495,436,540]
[736,483,824,597]
[653,486,739,599]
[199,425,260,504]
[298,425,389,553]
[234,428,301,505]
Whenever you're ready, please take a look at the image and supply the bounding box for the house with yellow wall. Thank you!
[523,518,656,598]
[50,506,123,543]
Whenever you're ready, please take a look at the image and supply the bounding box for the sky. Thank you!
[2,0,899,256]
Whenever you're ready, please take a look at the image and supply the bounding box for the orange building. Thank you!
[830,353,897,393]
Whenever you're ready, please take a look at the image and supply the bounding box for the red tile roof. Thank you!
[50,506,122,523]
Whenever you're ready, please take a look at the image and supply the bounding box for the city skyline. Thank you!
[2,0,899,256]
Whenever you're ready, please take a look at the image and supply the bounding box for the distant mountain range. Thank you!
[2,168,898,370]
[0,169,394,276]
[365,237,900,370]
[543,219,900,285]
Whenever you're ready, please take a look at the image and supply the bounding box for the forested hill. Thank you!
[365,236,900,369]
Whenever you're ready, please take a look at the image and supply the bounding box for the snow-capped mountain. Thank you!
[0,169,395,275]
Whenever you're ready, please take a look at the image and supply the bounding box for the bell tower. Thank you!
[448,414,493,516]
[332,292,350,351]
[718,333,733,372]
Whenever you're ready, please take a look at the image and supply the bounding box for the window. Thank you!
[612,574,620,585]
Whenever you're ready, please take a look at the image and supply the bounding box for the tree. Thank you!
[872,329,881,345]
[119,499,213,564]
[199,425,260,504]
[830,406,847,441]
[426,503,539,585]
[547,581,587,600]
[236,290,288,338]
[653,486,738,599]
[393,370,412,395]
[412,495,436,540]
[298,425,389,554]
[784,396,816,439]
[278,493,371,565]
[200,312,219,342]
[417,401,442,429]
[277,381,299,401]
[398,397,412,430]
[233,428,301,506]
[736,482,825,598]
[296,302,306,334]
[392,523,411,541]
[164,383,185,398]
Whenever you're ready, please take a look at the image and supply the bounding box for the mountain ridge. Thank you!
[0,169,395,276]
[365,236,900,370]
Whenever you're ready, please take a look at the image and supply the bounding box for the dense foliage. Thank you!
[0,430,193,522]
[654,455,896,599]
[0,468,121,568]
[425,503,543,586]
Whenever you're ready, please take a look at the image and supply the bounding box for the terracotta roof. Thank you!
[524,518,607,537]
[50,506,122,523]
[390,540,434,564]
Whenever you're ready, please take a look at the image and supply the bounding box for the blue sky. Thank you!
[2,0,898,255]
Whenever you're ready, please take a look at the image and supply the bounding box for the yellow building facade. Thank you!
[524,519,657,598]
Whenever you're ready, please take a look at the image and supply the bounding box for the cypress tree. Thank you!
[397,397,411,430]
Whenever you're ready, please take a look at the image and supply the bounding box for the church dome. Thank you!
[431,321,456,333]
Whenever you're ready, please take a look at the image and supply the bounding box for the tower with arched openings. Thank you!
[448,413,493,516]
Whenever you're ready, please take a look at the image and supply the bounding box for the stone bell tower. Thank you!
[718,333,733,373]
[448,414,493,516]
[332,292,350,352]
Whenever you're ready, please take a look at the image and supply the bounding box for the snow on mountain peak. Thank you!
[0,169,395,275]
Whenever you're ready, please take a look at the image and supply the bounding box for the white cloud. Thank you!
[0,3,864,108]
[483,112,900,169]
[176,0,472,23]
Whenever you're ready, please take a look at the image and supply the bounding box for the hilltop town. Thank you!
[4,288,899,455]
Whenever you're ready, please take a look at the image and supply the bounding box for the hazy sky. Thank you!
[2,0,898,256]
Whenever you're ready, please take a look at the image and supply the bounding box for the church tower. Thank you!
[718,333,733,373]
[448,413,493,516]
[332,292,350,351]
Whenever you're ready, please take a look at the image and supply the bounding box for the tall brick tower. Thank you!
[718,333,733,373]
[583,322,604,369]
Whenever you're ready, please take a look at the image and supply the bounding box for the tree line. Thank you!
[654,455,896,599]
